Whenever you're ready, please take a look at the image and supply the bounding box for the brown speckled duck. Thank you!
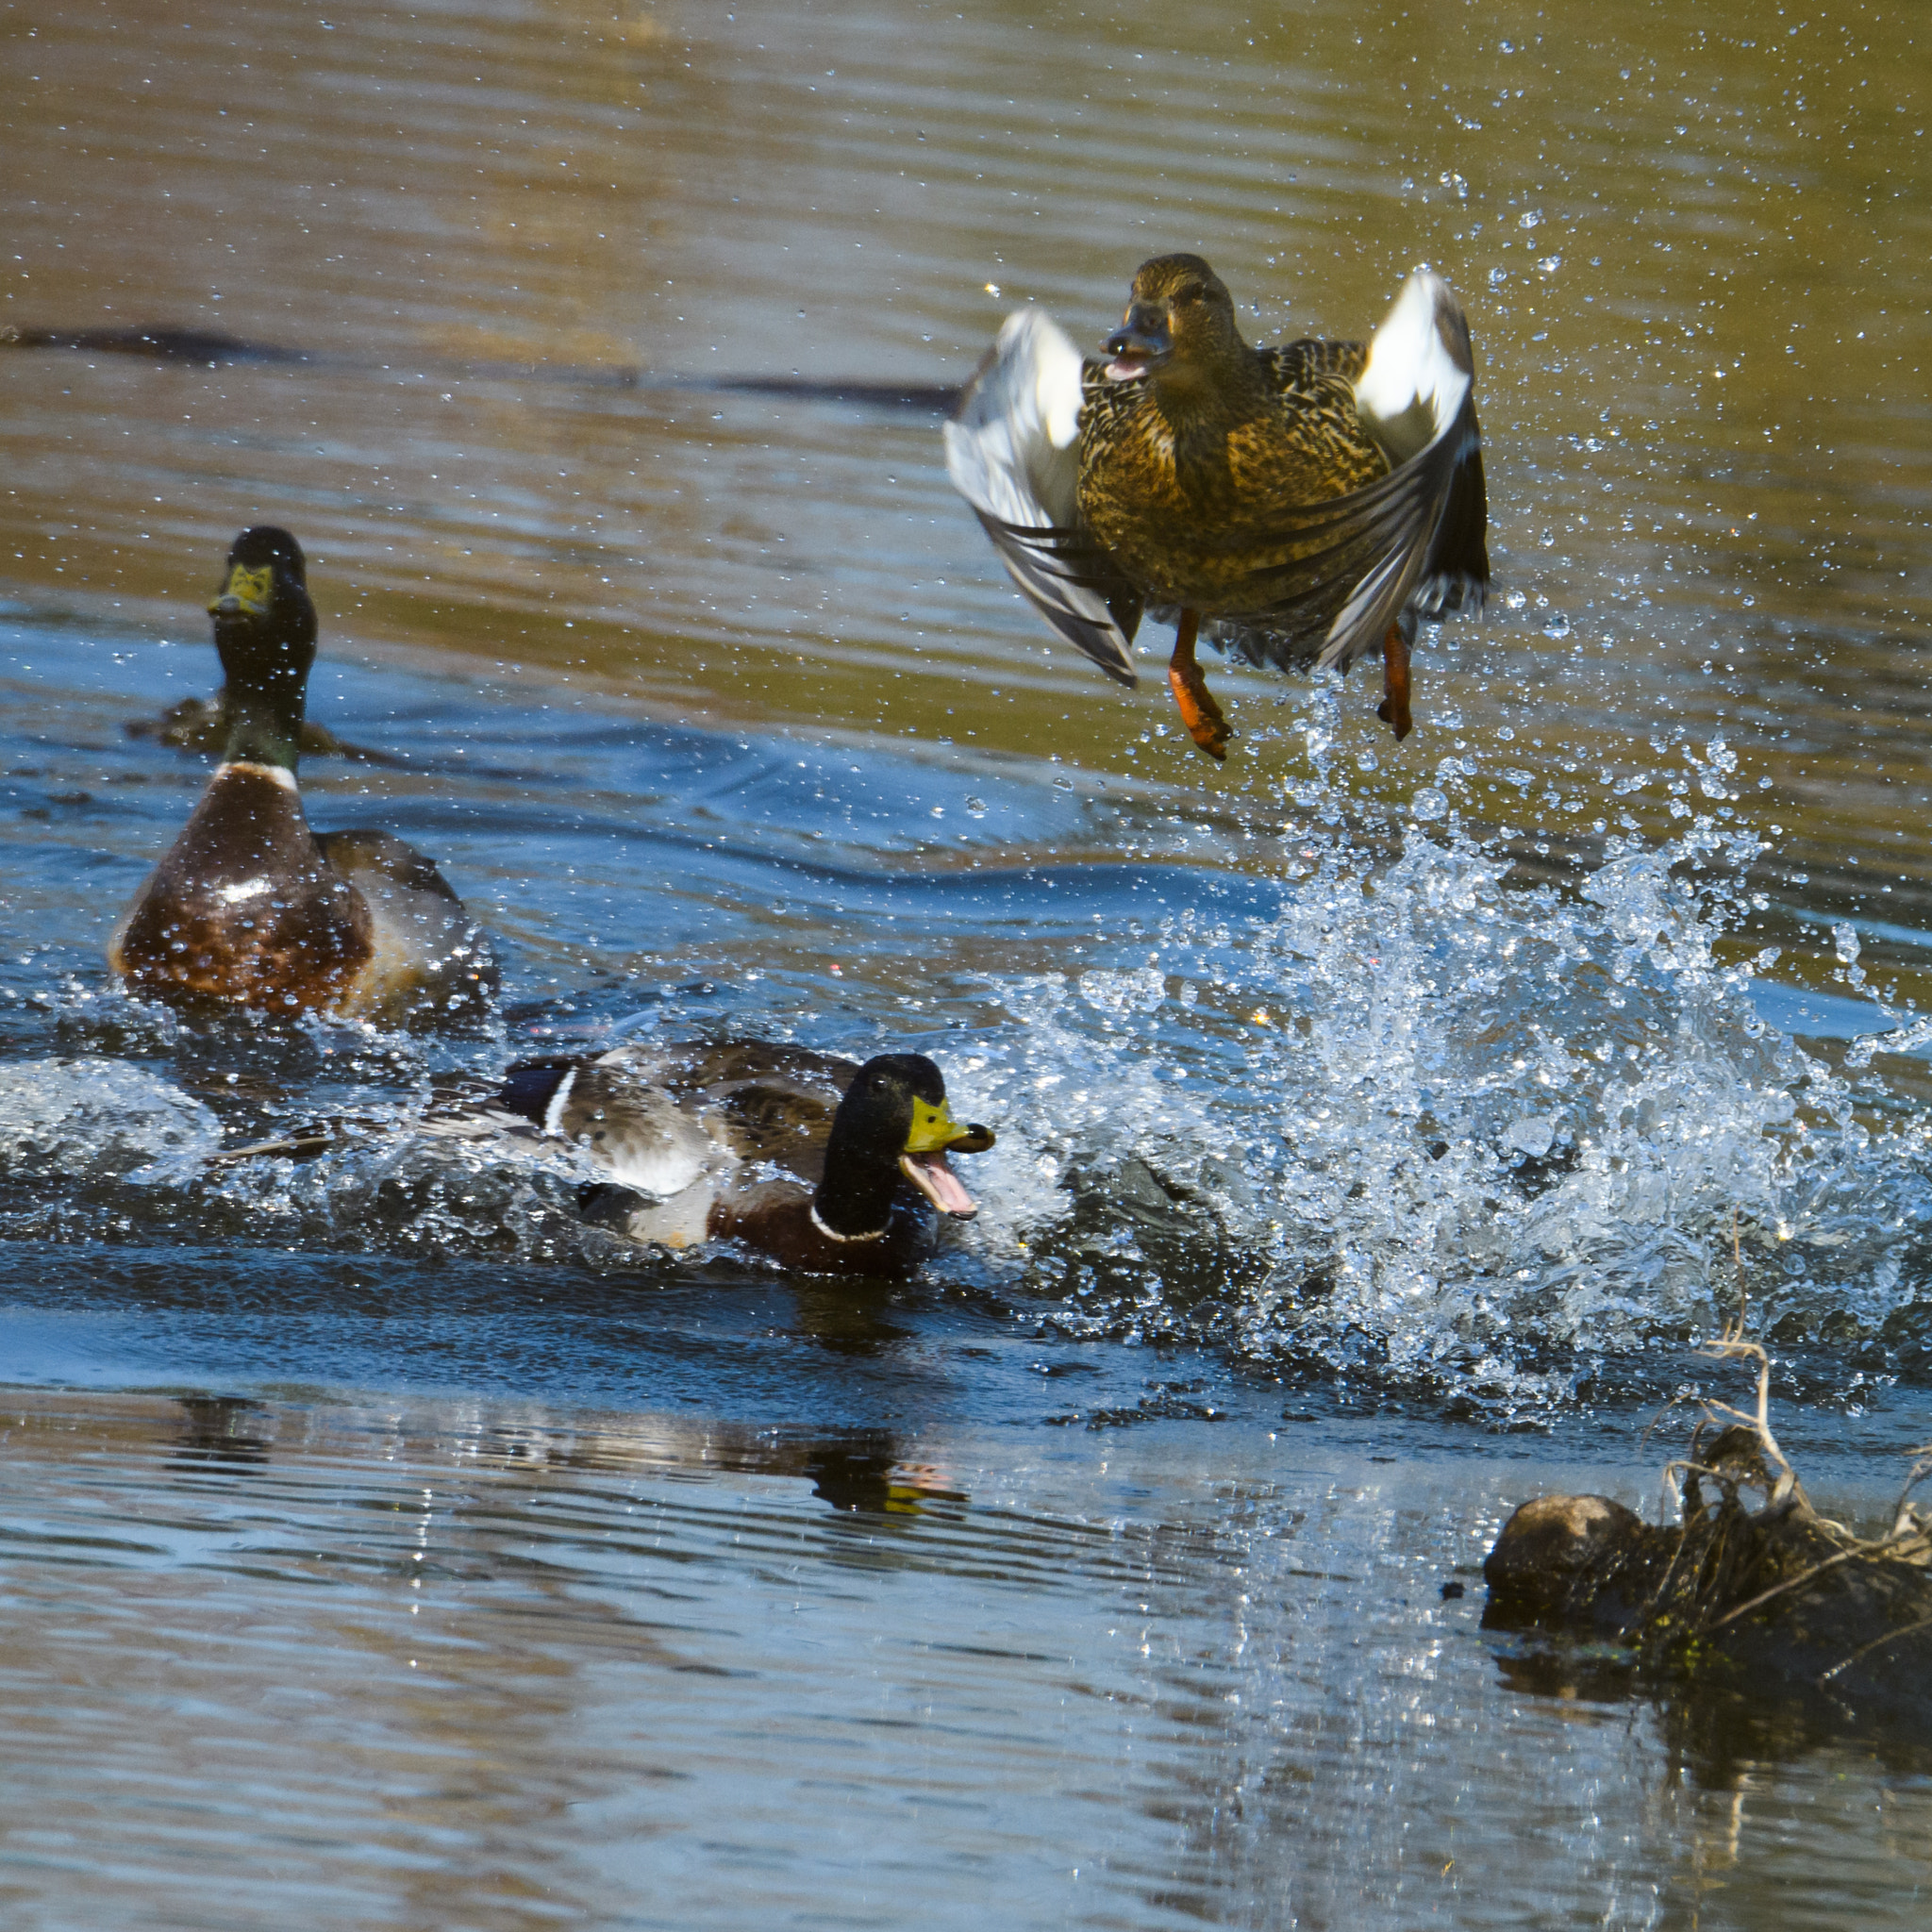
[945,255,1490,758]
[108,526,497,1022]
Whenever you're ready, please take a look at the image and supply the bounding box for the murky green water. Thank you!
[4,0,1932,1923]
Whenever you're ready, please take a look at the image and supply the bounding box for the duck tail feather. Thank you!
[1412,431,1490,616]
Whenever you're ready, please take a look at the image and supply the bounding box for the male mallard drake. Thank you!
[944,256,1490,758]
[108,526,497,1022]
[451,1040,995,1276]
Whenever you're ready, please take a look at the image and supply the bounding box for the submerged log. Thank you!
[1484,1424,1932,1725]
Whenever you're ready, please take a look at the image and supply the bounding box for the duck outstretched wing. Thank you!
[942,308,1142,686]
[1220,272,1489,675]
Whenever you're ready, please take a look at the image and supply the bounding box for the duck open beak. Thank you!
[902,1098,996,1220]
[1103,308,1170,382]
[900,1150,978,1220]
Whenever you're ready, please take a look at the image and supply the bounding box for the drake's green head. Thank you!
[814,1054,996,1241]
[208,525,318,770]
[1103,254,1247,391]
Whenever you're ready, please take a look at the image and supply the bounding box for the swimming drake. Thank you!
[944,256,1490,758]
[441,1041,995,1277]
[108,526,497,1022]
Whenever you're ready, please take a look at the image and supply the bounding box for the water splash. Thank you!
[0,1058,221,1185]
[953,812,1932,1411]
[6,807,1929,1417]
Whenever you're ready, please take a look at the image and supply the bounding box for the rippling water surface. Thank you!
[8,1388,1932,1931]
[4,0,1932,1924]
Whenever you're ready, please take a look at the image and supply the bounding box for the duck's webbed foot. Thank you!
[1167,610,1228,761]
[1375,623,1414,741]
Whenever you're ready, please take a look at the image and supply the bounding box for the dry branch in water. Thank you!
[1485,1327,1932,1715]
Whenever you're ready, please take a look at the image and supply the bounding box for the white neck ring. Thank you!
[809,1203,887,1244]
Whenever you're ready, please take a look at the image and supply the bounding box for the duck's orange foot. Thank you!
[1376,622,1414,741]
[1169,659,1229,759]
[1168,610,1229,760]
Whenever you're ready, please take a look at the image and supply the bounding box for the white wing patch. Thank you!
[943,308,1085,528]
[1354,270,1474,469]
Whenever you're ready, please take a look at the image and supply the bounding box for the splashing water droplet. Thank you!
[946,810,1931,1419]
[1504,1114,1557,1159]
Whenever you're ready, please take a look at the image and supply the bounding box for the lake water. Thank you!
[4,0,1932,1924]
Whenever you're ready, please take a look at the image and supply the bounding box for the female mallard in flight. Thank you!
[443,1039,995,1277]
[108,526,497,1022]
[944,256,1490,758]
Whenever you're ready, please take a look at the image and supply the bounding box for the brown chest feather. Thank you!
[706,1181,936,1277]
[1075,341,1389,614]
[109,765,375,1009]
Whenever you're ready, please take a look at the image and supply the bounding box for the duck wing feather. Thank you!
[943,308,1142,685]
[1209,271,1489,675]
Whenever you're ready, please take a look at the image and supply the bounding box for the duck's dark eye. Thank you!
[1174,283,1205,305]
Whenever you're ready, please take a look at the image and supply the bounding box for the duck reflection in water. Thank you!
[787,1277,916,1356]
[172,1394,273,1471]
[799,1435,966,1517]
[946,255,1490,758]
[469,1417,965,1521]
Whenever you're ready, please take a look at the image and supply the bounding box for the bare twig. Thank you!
[1643,1395,1699,1519]
[1695,1337,1797,1503]
[1889,1444,1932,1538]
[208,1132,337,1165]
[1817,1608,1932,1686]
[1731,1208,1748,1334]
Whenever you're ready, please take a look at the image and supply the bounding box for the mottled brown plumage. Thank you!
[1077,257,1390,616]
[945,255,1490,758]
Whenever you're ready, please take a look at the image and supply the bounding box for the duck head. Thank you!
[812,1054,996,1241]
[1102,254,1246,391]
[208,525,319,770]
